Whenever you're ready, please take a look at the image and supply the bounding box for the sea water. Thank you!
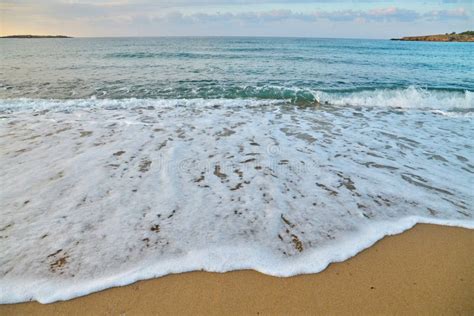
[0,37,473,303]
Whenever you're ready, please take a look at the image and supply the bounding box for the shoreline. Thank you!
[2,224,472,314]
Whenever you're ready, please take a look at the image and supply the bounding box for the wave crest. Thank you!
[315,86,473,110]
[0,86,472,112]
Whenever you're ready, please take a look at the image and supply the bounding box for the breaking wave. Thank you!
[0,86,472,113]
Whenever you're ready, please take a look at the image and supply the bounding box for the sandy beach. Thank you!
[1,224,472,315]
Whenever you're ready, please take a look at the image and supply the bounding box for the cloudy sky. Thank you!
[1,0,472,38]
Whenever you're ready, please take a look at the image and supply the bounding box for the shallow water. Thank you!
[0,38,473,303]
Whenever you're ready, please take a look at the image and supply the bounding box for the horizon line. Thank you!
[1,34,392,40]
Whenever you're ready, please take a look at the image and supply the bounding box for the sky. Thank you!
[0,0,473,38]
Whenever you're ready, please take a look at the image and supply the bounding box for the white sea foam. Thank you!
[0,98,472,303]
[314,86,473,110]
[0,98,284,112]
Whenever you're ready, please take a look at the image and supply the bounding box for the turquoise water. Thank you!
[1,37,473,101]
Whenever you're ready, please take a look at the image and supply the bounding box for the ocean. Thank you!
[0,37,473,303]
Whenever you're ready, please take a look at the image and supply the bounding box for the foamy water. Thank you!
[1,37,473,303]
[1,97,472,303]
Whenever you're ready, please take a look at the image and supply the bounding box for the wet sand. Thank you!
[1,224,473,315]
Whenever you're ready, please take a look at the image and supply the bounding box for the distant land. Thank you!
[0,35,72,38]
[392,31,474,42]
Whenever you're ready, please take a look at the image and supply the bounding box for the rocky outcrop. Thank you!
[0,35,72,38]
[392,31,474,42]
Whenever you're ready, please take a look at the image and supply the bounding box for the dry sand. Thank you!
[1,224,473,315]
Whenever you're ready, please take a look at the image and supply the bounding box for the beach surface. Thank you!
[2,224,472,315]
